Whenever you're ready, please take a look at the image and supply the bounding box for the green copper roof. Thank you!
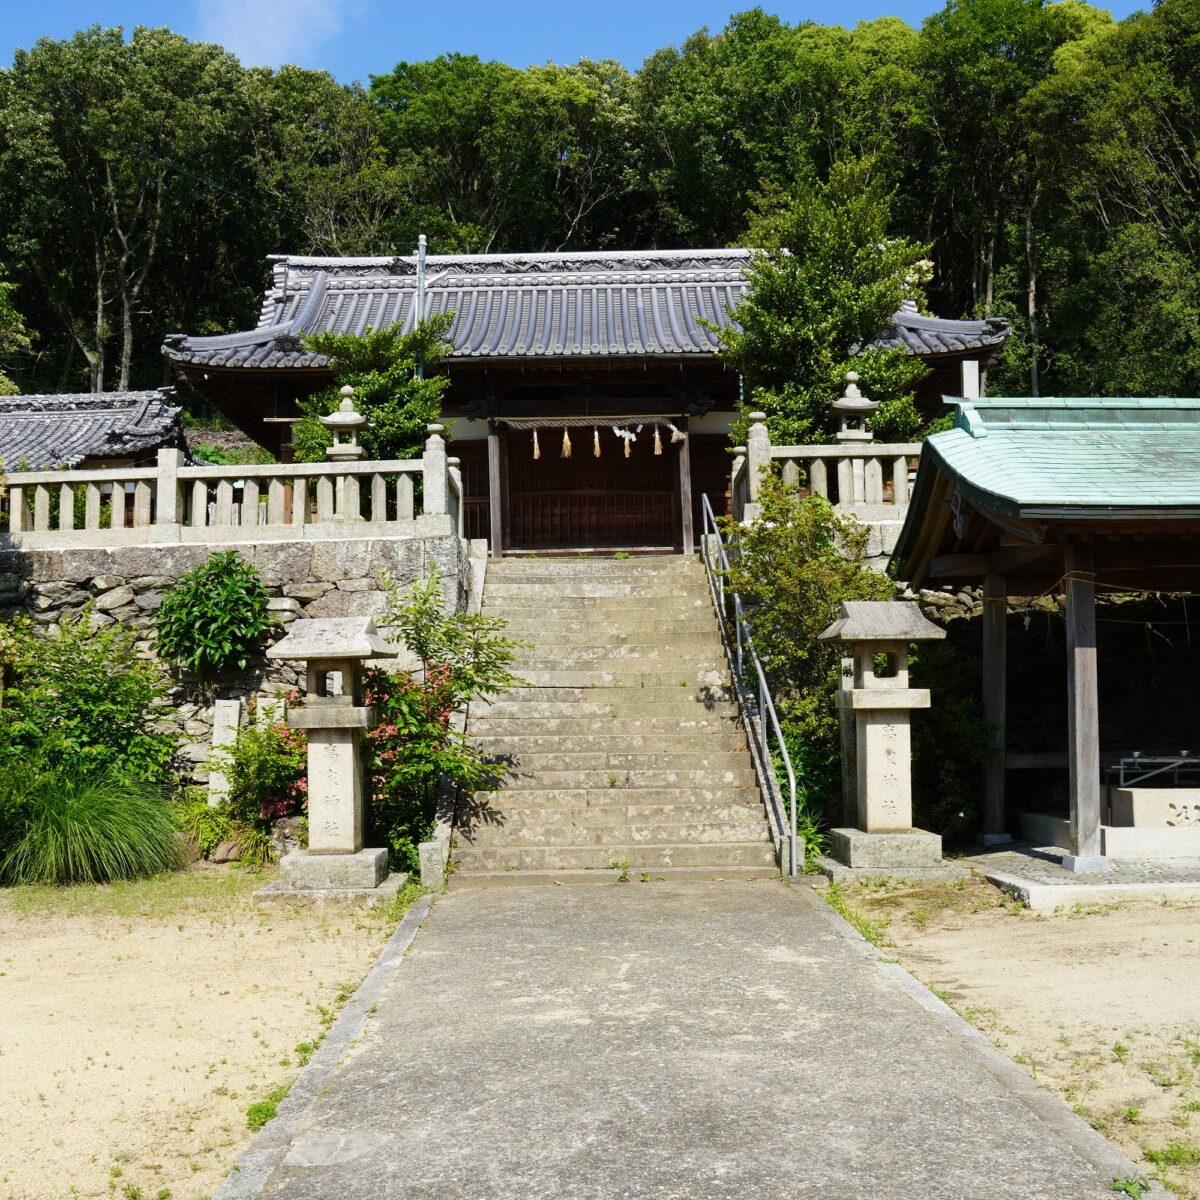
[923,396,1200,518]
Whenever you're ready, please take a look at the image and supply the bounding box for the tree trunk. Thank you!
[1025,198,1040,398]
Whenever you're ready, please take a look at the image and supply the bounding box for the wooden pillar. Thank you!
[678,416,694,555]
[980,573,1012,845]
[486,420,503,558]
[1064,543,1107,871]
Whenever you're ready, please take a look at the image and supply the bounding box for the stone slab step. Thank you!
[464,801,764,824]
[488,751,751,771]
[513,645,724,665]
[485,557,698,576]
[515,670,729,688]
[484,583,708,600]
[492,767,756,789]
[462,819,772,848]
[473,698,739,720]
[453,841,778,872]
[470,733,747,753]
[495,617,719,635]
[485,594,709,610]
[448,865,776,889]
[502,630,724,649]
[472,786,763,807]
[468,716,743,736]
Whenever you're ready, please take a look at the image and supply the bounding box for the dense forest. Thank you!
[0,0,1197,401]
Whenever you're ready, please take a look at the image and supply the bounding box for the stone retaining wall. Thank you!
[0,529,474,785]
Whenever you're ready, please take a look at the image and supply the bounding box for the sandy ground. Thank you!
[824,875,1200,1198]
[0,865,397,1200]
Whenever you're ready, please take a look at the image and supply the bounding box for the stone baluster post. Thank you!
[155,448,183,528]
[422,424,448,516]
[744,413,771,522]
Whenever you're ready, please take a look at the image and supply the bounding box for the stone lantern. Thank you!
[266,617,400,895]
[818,600,949,873]
[832,372,878,443]
[320,385,367,461]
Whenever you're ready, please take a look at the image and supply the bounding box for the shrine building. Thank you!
[163,249,1008,554]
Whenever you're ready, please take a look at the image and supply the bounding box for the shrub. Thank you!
[153,550,275,686]
[173,791,232,859]
[0,767,184,885]
[0,612,176,783]
[720,475,895,847]
[367,567,525,873]
[218,710,307,865]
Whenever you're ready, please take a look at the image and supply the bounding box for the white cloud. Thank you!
[195,0,352,68]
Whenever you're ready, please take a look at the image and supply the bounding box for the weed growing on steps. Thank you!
[1109,1177,1151,1198]
[611,858,631,883]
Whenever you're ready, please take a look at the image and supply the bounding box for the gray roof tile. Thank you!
[0,390,183,470]
[164,250,1010,370]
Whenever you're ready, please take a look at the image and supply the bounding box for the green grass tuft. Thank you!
[1,768,184,886]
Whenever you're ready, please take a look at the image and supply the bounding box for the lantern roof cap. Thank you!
[267,616,398,662]
[819,601,946,643]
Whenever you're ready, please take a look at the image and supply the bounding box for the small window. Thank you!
[872,651,899,679]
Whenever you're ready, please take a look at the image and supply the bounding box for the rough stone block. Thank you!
[280,848,390,890]
[94,585,136,611]
[91,574,125,592]
[829,826,944,869]
[311,540,373,583]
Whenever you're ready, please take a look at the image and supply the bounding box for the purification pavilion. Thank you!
[892,396,1200,871]
[164,248,1008,554]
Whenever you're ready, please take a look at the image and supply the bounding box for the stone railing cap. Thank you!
[818,601,946,643]
[267,616,399,662]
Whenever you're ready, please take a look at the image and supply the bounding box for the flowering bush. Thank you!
[366,567,525,873]
[219,693,307,865]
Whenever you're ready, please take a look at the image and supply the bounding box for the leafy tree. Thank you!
[720,476,894,834]
[0,277,32,395]
[292,319,453,462]
[0,26,262,391]
[718,160,929,444]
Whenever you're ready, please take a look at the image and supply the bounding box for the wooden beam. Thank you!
[486,420,503,558]
[678,416,694,555]
[929,544,1059,579]
[980,573,1011,845]
[1064,543,1106,870]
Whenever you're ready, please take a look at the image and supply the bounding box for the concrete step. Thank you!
[484,582,710,600]
[453,841,778,872]
[471,786,763,807]
[473,694,738,720]
[487,751,752,772]
[461,819,771,848]
[468,716,743,736]
[470,733,747,754]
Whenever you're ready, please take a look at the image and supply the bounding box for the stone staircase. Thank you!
[455,555,777,883]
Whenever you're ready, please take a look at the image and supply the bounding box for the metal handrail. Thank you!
[700,493,800,878]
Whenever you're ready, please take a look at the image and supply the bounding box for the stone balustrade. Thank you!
[0,427,462,549]
[770,443,922,511]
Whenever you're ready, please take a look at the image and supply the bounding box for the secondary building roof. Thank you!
[162,249,1009,372]
[0,389,184,470]
[892,396,1200,592]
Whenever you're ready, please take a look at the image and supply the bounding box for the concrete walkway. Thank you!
[237,880,1147,1199]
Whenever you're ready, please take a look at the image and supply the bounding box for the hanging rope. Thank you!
[561,428,572,458]
[593,427,600,458]
[502,415,688,440]
[653,426,663,455]
[532,428,540,460]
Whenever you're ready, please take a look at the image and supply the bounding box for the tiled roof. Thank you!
[163,250,1010,370]
[907,396,1200,525]
[0,389,183,470]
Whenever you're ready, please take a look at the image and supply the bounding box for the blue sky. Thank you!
[9,0,1146,80]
